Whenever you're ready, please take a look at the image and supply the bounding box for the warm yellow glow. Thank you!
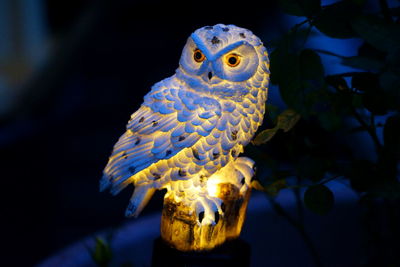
[161,186,252,251]
[206,175,223,197]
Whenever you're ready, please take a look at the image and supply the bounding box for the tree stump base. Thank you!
[160,183,251,251]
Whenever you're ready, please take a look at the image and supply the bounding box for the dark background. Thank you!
[1,1,282,266]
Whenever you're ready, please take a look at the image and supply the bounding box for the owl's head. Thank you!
[177,24,269,98]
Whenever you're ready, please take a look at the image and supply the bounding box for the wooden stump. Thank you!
[160,183,251,251]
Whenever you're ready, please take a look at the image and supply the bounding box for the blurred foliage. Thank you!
[88,235,135,267]
[89,237,113,267]
[252,0,400,265]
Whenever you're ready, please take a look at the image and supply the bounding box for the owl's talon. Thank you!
[192,195,222,225]
[234,157,255,186]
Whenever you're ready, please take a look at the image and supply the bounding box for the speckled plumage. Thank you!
[101,24,269,225]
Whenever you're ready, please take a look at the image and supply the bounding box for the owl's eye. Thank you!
[225,53,241,67]
[193,49,205,63]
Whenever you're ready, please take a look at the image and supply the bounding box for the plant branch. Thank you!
[267,196,323,267]
[319,175,341,185]
[314,49,346,59]
[292,19,310,31]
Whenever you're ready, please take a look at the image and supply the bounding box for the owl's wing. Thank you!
[100,84,222,215]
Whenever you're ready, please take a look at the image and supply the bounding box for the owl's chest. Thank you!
[214,99,263,148]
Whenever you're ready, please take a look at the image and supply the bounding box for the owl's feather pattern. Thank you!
[101,24,269,223]
[101,77,222,188]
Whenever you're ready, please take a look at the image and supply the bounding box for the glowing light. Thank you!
[206,174,224,197]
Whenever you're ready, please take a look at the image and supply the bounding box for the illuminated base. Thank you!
[160,183,251,251]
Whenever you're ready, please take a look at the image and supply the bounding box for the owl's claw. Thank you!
[234,157,255,188]
[191,194,222,226]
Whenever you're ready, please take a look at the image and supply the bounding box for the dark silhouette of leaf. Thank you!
[273,48,325,113]
[314,1,361,38]
[272,50,302,110]
[349,160,377,192]
[297,157,329,182]
[351,15,400,53]
[384,115,400,159]
[325,75,349,91]
[278,0,321,17]
[270,47,300,86]
[351,73,387,115]
[304,184,334,215]
[300,49,324,81]
[358,42,386,61]
[342,56,384,71]
[266,104,280,123]
[318,111,343,131]
[379,71,400,111]
[351,72,379,91]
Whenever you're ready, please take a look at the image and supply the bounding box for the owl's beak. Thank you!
[204,70,222,85]
[208,72,213,80]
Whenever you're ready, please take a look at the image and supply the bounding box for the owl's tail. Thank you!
[124,185,156,217]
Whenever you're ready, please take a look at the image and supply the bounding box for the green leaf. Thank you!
[251,179,287,197]
[253,109,301,145]
[351,15,400,53]
[279,0,321,17]
[314,1,360,39]
[304,184,334,215]
[253,128,278,145]
[277,109,301,132]
[90,237,113,267]
[264,179,288,197]
[251,180,266,191]
[342,56,384,71]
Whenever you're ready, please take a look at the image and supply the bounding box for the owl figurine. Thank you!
[101,24,269,225]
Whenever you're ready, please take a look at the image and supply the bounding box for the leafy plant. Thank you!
[251,0,400,265]
[89,237,113,267]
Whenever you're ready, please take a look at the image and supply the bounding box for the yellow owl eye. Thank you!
[226,53,241,67]
[193,49,205,63]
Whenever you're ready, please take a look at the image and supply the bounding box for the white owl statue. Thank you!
[101,24,269,226]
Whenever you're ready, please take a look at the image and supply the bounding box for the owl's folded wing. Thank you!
[100,86,222,216]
